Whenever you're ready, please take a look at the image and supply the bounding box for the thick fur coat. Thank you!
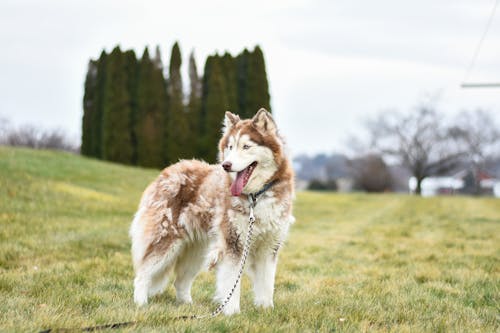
[130,109,294,314]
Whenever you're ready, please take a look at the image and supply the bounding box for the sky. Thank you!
[1,0,499,157]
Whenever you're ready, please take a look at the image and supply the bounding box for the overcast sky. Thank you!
[1,0,499,157]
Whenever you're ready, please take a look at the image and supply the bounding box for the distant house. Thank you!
[336,177,355,192]
[294,153,412,193]
[494,183,500,197]
[409,168,500,197]
[409,176,463,196]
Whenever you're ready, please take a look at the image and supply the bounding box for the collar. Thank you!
[249,179,278,206]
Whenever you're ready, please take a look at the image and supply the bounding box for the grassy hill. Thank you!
[0,147,498,332]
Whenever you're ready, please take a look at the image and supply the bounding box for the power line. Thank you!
[461,82,500,88]
[462,0,499,86]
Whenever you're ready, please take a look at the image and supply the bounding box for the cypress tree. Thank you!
[81,60,98,156]
[220,52,238,112]
[166,42,190,160]
[187,50,202,158]
[154,46,171,167]
[236,49,250,118]
[135,47,168,168]
[101,46,134,164]
[235,46,271,119]
[81,44,271,165]
[198,55,213,159]
[123,49,139,164]
[91,51,107,158]
[248,46,271,113]
[200,55,228,162]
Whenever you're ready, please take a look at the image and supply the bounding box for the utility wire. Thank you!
[463,0,499,83]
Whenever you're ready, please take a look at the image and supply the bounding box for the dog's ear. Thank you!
[223,111,240,134]
[252,108,276,134]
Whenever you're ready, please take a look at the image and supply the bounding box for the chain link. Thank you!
[39,194,267,331]
[181,196,256,320]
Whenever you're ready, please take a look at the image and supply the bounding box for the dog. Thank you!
[129,108,295,315]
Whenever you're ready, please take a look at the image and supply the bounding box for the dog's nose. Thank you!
[222,161,232,172]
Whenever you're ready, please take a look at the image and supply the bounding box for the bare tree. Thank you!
[449,109,500,194]
[2,125,41,147]
[0,120,78,153]
[365,103,465,195]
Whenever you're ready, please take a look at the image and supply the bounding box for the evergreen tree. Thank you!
[235,49,250,118]
[200,55,228,162]
[166,42,191,160]
[135,47,168,168]
[81,60,98,156]
[153,46,171,166]
[101,46,134,163]
[187,50,202,158]
[248,46,271,113]
[236,46,271,119]
[81,43,271,166]
[152,45,163,69]
[91,51,107,158]
[220,52,238,112]
[123,49,138,164]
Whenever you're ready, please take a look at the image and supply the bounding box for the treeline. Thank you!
[0,118,78,153]
[81,43,270,168]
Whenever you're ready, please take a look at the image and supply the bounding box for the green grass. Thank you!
[0,146,499,332]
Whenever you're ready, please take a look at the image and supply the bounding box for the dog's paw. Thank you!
[133,291,148,307]
[176,295,193,304]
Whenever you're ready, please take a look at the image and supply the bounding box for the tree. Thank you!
[153,46,171,166]
[80,44,273,166]
[187,50,202,157]
[166,42,191,161]
[1,121,76,152]
[247,46,271,114]
[450,109,500,194]
[91,51,107,158]
[81,60,98,156]
[101,46,134,164]
[307,179,338,191]
[135,47,168,168]
[200,55,228,162]
[365,103,465,195]
[220,52,238,112]
[235,49,250,118]
[236,46,271,119]
[349,154,392,192]
[123,49,139,164]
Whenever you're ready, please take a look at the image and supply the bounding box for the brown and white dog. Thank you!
[129,109,294,315]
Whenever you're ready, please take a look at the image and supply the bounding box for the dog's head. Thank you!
[218,109,284,196]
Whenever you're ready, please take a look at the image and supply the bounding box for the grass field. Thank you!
[0,146,499,332]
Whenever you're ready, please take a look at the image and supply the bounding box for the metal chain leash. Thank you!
[182,195,256,319]
[39,195,260,331]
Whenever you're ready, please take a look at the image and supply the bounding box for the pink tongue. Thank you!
[231,171,246,196]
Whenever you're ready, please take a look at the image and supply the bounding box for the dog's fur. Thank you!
[129,109,294,315]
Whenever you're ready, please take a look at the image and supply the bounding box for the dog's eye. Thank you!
[243,144,250,150]
[228,145,233,150]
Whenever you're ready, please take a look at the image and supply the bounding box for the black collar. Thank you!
[249,179,278,203]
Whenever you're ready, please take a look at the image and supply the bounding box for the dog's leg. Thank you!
[148,265,172,298]
[133,239,183,306]
[249,251,278,308]
[174,241,206,304]
[214,256,241,315]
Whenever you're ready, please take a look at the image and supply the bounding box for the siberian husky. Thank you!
[129,108,295,315]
